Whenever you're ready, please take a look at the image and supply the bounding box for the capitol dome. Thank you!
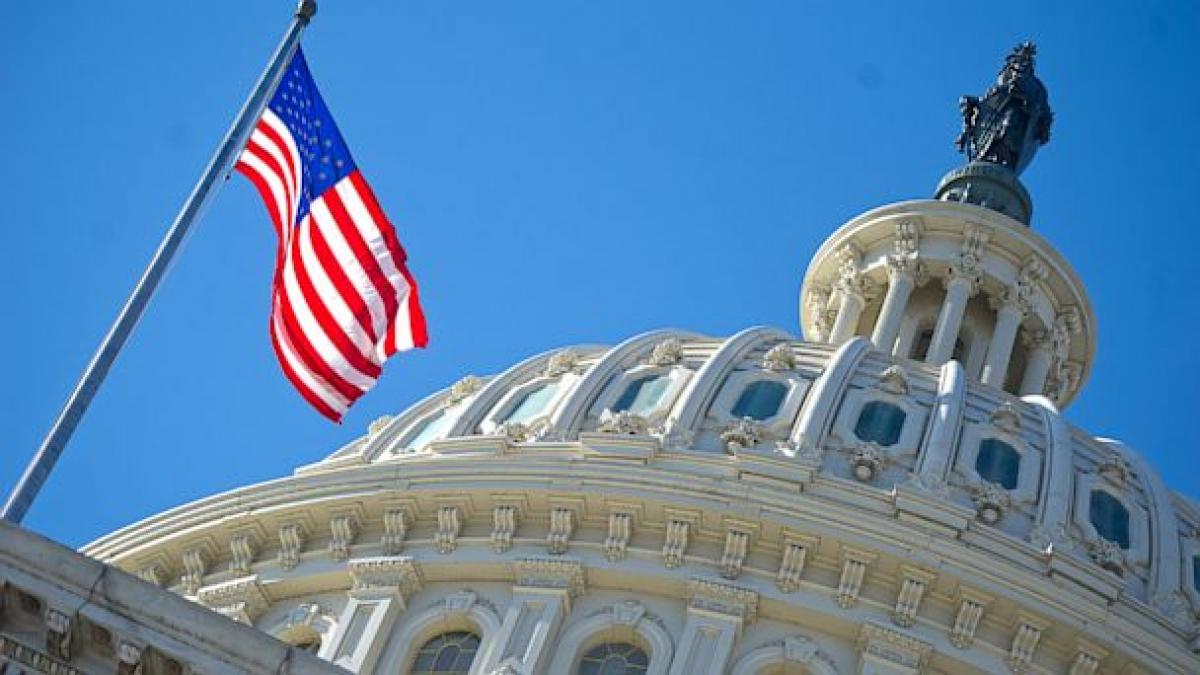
[71,45,1200,675]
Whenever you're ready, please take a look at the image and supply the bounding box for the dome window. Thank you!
[730,380,788,421]
[854,401,907,447]
[1089,490,1131,549]
[577,642,649,675]
[975,439,1020,490]
[612,374,671,416]
[411,631,481,674]
[502,382,561,425]
[406,411,453,451]
[1194,555,1200,593]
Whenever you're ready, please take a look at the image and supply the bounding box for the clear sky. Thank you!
[2,1,1197,547]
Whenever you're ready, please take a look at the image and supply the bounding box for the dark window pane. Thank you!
[976,439,1021,490]
[1194,556,1200,592]
[412,632,480,675]
[1089,490,1131,549]
[578,642,650,675]
[613,375,670,415]
[854,401,906,446]
[731,381,788,421]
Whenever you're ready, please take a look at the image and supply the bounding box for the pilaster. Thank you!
[668,578,758,675]
[328,556,422,673]
[483,558,584,675]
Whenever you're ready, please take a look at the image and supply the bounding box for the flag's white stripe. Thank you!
[247,128,296,228]
[308,197,390,340]
[237,152,290,236]
[336,179,409,301]
[392,286,416,353]
[280,227,378,391]
[296,215,380,364]
[260,110,304,228]
[270,308,350,413]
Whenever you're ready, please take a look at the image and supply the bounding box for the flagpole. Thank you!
[1,0,318,525]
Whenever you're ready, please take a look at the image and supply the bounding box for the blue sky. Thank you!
[2,1,1196,547]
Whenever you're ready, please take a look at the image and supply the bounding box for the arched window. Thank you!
[577,642,649,675]
[407,411,453,451]
[854,401,906,447]
[1089,490,1131,549]
[975,439,1020,490]
[410,631,481,675]
[502,382,561,424]
[1193,555,1200,592]
[613,375,670,416]
[730,381,788,421]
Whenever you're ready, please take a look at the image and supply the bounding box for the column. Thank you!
[827,284,866,345]
[669,579,758,675]
[481,558,583,675]
[980,290,1025,387]
[1019,330,1053,396]
[870,262,916,352]
[329,557,422,673]
[925,266,977,365]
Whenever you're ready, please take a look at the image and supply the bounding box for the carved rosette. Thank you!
[368,415,393,436]
[720,418,767,454]
[545,349,581,377]
[761,343,796,372]
[446,374,484,405]
[646,337,685,366]
[972,482,1011,524]
[849,441,886,482]
[597,409,650,435]
[877,365,909,395]
[494,421,534,443]
[1085,538,1126,576]
[1096,452,1131,486]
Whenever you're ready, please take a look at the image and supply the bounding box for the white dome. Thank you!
[83,327,1200,674]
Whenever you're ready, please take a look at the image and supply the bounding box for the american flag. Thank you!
[235,48,427,422]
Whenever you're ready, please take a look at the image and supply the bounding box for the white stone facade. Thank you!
[76,264,1200,673]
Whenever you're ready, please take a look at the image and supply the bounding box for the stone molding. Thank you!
[685,578,758,624]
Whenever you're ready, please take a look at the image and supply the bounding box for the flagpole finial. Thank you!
[296,0,317,21]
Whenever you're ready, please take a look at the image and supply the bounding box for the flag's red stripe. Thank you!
[308,219,380,344]
[256,120,299,207]
[268,320,343,422]
[399,265,429,348]
[348,171,428,354]
[322,188,400,322]
[234,163,283,237]
[241,140,293,230]
[349,171,410,265]
[273,287,365,402]
[289,224,383,378]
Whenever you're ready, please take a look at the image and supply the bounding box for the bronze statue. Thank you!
[955,42,1053,176]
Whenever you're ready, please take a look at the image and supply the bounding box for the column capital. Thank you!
[348,556,423,599]
[685,577,759,624]
[856,621,934,673]
[989,285,1030,317]
[943,261,982,296]
[1021,328,1051,351]
[513,557,585,598]
[196,575,269,624]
